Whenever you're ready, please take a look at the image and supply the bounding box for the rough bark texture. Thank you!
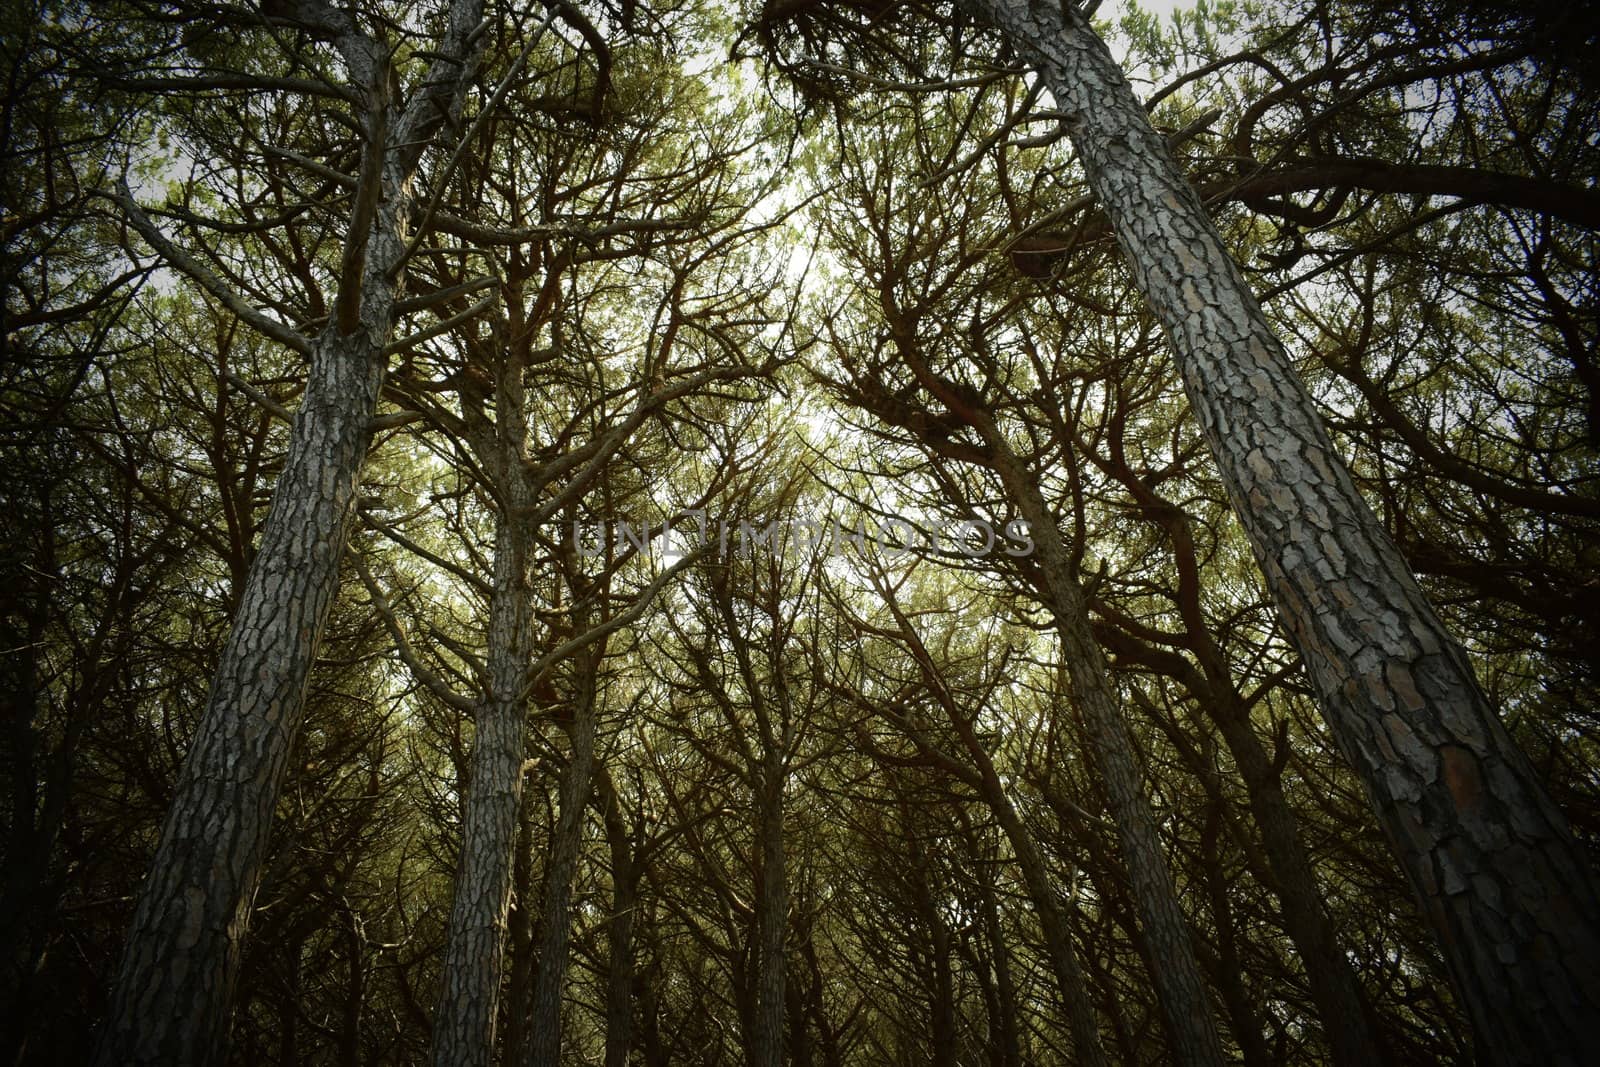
[984,434,1227,1067]
[1090,443,1387,1063]
[92,5,486,1063]
[428,526,534,1067]
[954,2,1600,1060]
[89,329,386,1067]
[431,347,537,1067]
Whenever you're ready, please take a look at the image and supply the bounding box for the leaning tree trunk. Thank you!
[92,6,485,1064]
[980,428,1226,1067]
[89,292,391,1067]
[1093,414,1389,1063]
[955,2,1600,1061]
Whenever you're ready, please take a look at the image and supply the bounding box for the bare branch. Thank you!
[110,180,313,355]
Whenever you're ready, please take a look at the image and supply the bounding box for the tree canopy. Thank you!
[3,0,1597,1063]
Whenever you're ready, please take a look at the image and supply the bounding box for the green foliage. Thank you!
[4,0,1597,1062]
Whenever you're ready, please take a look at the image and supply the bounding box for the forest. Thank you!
[3,0,1599,1063]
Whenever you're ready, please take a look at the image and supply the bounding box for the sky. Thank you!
[1101,0,1193,21]
[1096,0,1203,71]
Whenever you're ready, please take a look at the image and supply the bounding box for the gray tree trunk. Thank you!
[429,510,535,1067]
[1089,441,1386,1062]
[432,320,538,1067]
[92,5,485,1063]
[955,2,1600,1061]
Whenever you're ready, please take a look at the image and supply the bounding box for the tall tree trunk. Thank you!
[881,269,1223,1065]
[1111,614,1388,1061]
[1092,389,1390,1064]
[954,3,1600,1060]
[432,337,537,1066]
[964,745,1110,1067]
[92,6,485,1063]
[925,901,958,1067]
[504,787,539,1066]
[429,507,535,1067]
[340,900,366,1067]
[1207,696,1389,1063]
[978,432,1226,1067]
[91,324,388,1067]
[871,555,1111,1065]
[525,643,602,1067]
[637,963,670,1067]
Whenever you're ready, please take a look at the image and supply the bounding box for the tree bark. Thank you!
[431,336,538,1066]
[429,509,535,1067]
[1088,437,1389,1064]
[92,4,486,1063]
[90,326,388,1067]
[976,430,1226,1067]
[339,899,366,1066]
[954,2,1600,1060]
